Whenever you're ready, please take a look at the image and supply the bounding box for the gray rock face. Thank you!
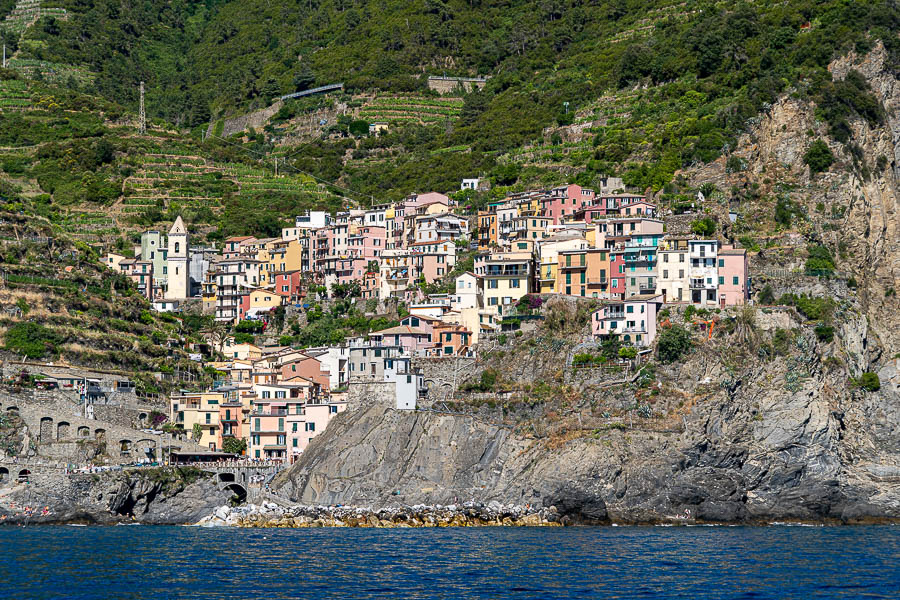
[0,470,231,525]
[273,343,900,524]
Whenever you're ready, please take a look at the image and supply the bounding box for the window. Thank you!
[626,305,634,313]
[580,272,585,284]
[305,422,316,432]
[330,406,338,414]
[663,270,669,279]
[679,269,684,279]
[205,413,211,424]
[488,297,498,306]
[718,259,724,267]
[293,439,298,448]
[510,278,520,288]
[254,418,260,431]
[718,276,724,285]
[278,418,284,431]
[733,276,739,285]
[292,423,298,432]
[488,280,498,289]
[679,254,685,262]
[565,272,571,285]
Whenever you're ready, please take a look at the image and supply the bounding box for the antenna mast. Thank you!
[139,81,146,135]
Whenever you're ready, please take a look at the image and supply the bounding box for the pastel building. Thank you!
[591,294,663,347]
[717,246,749,306]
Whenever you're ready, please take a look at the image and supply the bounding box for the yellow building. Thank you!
[536,236,588,294]
[479,251,532,315]
[169,391,228,451]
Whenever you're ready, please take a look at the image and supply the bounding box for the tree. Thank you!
[690,217,716,236]
[657,324,692,363]
[223,437,247,455]
[804,140,834,174]
[192,423,203,442]
[758,284,775,305]
[292,64,315,92]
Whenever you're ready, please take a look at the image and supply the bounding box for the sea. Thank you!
[0,525,898,599]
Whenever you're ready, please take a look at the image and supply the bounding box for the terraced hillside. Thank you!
[0,206,210,393]
[0,77,29,109]
[357,95,463,125]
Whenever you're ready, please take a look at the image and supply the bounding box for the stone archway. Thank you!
[39,417,53,444]
[17,469,30,483]
[0,467,8,484]
[217,472,235,485]
[135,439,156,461]
[222,483,247,504]
[120,440,132,458]
[94,429,106,442]
[57,422,70,441]
[77,426,90,439]
[6,406,17,415]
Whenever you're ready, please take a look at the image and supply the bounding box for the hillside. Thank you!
[0,1,890,199]
[273,43,900,523]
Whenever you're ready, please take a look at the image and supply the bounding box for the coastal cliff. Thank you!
[272,45,900,525]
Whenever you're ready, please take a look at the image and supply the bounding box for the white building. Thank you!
[688,240,719,307]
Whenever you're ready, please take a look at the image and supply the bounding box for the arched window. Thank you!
[174,242,180,253]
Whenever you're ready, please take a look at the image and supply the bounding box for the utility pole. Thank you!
[274,157,278,177]
[139,81,146,135]
[2,45,6,69]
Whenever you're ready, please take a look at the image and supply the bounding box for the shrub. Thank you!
[804,140,834,174]
[618,346,637,360]
[690,217,716,237]
[498,333,507,345]
[805,244,835,276]
[852,372,880,392]
[657,324,692,363]
[759,284,775,305]
[223,437,247,455]
[233,332,255,344]
[235,320,264,333]
[4,322,62,359]
[814,324,834,343]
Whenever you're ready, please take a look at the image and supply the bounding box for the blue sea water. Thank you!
[0,525,898,599]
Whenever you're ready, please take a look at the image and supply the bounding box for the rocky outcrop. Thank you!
[197,501,561,528]
[0,468,231,525]
[272,326,900,524]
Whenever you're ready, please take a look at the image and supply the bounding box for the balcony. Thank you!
[690,279,714,289]
[639,284,656,293]
[588,277,608,285]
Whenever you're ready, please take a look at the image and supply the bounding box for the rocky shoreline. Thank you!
[197,501,564,528]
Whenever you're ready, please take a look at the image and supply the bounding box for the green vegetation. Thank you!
[778,293,833,321]
[1,0,891,203]
[4,322,62,358]
[759,284,775,305]
[223,437,247,455]
[805,243,836,276]
[657,324,692,363]
[690,217,716,237]
[852,372,881,392]
[804,140,834,174]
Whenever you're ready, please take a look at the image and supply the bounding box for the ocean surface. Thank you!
[1,525,898,599]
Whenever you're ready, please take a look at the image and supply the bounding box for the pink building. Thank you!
[540,184,595,225]
[368,325,432,354]
[409,241,454,283]
[609,250,626,299]
[717,246,749,306]
[591,293,663,347]
[348,225,386,261]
